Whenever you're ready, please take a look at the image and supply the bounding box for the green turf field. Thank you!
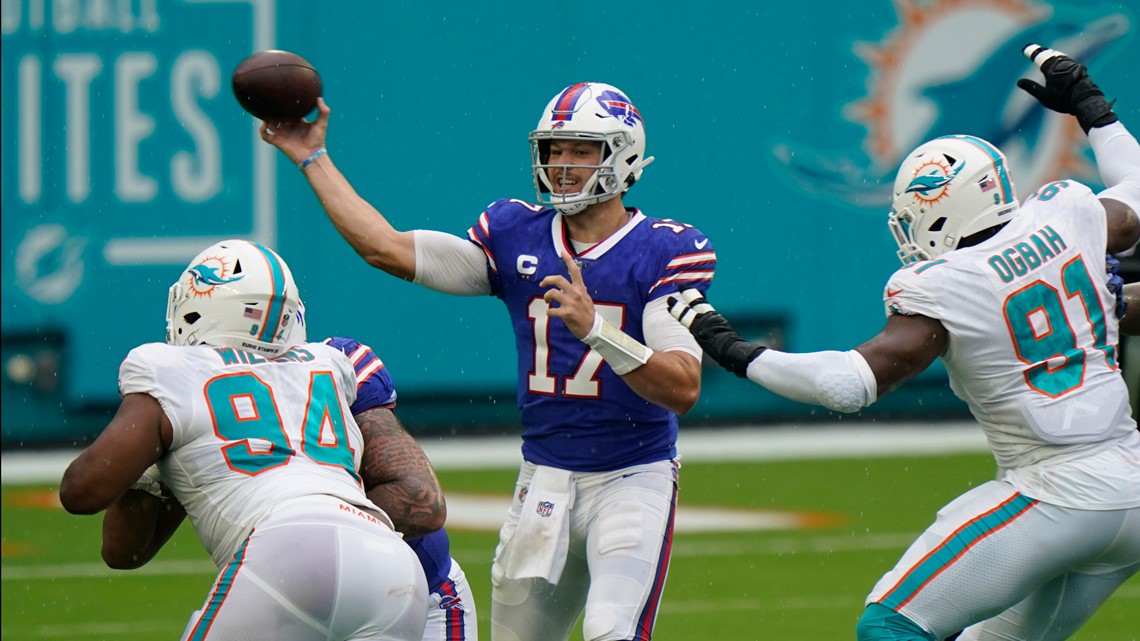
[2,453,1137,640]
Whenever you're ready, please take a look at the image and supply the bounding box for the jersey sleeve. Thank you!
[1034,180,1108,248]
[118,343,166,397]
[466,198,513,295]
[322,337,398,414]
[647,224,716,301]
[882,264,942,320]
[118,343,191,450]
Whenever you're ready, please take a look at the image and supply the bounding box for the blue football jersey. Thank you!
[323,336,453,592]
[467,199,716,472]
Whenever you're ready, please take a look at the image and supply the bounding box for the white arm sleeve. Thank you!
[1090,122,1140,245]
[412,229,492,295]
[642,297,702,360]
[745,349,878,413]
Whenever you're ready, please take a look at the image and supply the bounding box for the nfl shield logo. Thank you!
[536,501,555,517]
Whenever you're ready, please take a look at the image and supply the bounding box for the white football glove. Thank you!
[129,464,167,498]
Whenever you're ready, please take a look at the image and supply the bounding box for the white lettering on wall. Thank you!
[170,50,221,202]
[53,53,101,203]
[18,54,41,203]
[52,0,80,34]
[114,51,157,202]
[3,0,158,35]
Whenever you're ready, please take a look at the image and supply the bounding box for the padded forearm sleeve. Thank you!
[745,349,878,413]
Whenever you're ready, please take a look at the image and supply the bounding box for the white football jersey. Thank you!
[119,341,386,567]
[884,179,1139,508]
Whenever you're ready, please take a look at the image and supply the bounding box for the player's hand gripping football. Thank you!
[667,286,766,378]
[1018,43,1118,133]
[259,97,331,167]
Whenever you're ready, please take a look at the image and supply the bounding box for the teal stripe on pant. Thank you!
[857,603,937,641]
[187,535,252,641]
[879,493,1037,609]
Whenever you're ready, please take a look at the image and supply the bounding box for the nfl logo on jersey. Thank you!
[536,501,555,517]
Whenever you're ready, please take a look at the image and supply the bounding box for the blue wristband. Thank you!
[299,147,327,170]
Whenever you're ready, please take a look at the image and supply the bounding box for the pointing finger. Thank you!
[560,252,581,283]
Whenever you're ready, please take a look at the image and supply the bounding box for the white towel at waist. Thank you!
[497,464,574,584]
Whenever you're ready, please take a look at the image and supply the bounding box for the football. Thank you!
[231,50,322,122]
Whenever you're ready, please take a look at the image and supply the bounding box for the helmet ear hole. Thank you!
[624,155,640,188]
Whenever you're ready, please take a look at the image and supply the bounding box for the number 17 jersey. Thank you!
[467,199,715,472]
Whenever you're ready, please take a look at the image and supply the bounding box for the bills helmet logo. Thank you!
[536,500,555,517]
[596,90,642,127]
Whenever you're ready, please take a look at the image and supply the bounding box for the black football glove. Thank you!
[1017,43,1118,133]
[667,285,766,378]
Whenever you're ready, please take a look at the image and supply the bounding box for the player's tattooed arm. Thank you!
[356,407,446,539]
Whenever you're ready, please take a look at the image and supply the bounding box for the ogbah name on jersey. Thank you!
[213,345,316,365]
[985,224,1068,284]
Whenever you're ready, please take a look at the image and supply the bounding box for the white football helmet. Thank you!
[166,239,301,358]
[889,135,1019,264]
[529,82,655,215]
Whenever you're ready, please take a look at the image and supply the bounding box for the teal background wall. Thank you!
[3,0,1137,443]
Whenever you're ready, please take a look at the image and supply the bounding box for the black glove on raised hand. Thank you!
[666,286,766,378]
[1017,43,1118,133]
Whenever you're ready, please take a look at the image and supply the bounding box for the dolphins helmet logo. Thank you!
[905,159,965,204]
[772,0,1132,212]
[596,90,643,127]
[186,254,243,298]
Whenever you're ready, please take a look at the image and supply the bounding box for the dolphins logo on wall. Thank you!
[772,0,1132,211]
[15,224,88,305]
